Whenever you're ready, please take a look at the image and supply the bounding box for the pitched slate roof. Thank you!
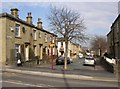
[0,12,57,37]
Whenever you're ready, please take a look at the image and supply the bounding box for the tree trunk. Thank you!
[64,38,68,70]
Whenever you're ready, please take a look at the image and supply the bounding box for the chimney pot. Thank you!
[29,12,32,17]
[26,12,32,24]
[37,18,42,29]
[27,13,29,16]
[10,8,19,17]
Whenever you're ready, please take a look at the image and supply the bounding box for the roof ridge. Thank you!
[0,12,57,36]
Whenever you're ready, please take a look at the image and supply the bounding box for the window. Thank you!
[38,32,41,38]
[50,35,53,43]
[117,22,119,33]
[15,24,20,37]
[15,44,20,58]
[22,27,25,33]
[45,47,48,54]
[33,46,37,56]
[116,22,119,41]
[61,42,63,46]
[33,30,37,40]
[52,37,55,43]
[44,33,47,42]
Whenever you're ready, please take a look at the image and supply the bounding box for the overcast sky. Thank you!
[1,1,119,47]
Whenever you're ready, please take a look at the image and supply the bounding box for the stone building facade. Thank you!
[57,38,81,59]
[107,14,120,59]
[0,8,57,65]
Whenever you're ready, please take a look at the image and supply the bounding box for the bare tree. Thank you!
[48,6,86,70]
[90,35,107,56]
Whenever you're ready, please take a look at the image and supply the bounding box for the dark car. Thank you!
[56,57,70,65]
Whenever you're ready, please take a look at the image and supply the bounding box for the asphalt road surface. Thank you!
[1,57,118,88]
[2,71,118,88]
[54,58,116,78]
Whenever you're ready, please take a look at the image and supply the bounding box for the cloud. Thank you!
[2,2,21,9]
[54,2,118,36]
[1,2,118,37]
[1,0,120,2]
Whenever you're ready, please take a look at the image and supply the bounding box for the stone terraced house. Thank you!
[107,14,120,59]
[0,8,58,65]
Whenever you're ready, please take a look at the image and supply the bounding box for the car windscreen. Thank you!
[58,57,64,60]
[86,58,94,60]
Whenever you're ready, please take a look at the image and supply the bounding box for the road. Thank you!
[55,57,101,70]
[2,71,118,87]
[2,58,118,88]
[54,58,116,78]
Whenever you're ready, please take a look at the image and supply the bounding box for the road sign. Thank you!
[50,44,54,47]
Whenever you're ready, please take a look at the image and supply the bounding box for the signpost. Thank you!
[50,44,54,47]
[50,35,54,70]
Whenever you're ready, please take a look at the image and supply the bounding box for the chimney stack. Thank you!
[37,18,42,29]
[26,12,32,24]
[11,8,19,18]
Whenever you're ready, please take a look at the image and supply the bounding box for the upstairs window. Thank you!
[44,33,47,42]
[38,32,41,38]
[22,27,25,33]
[15,24,20,37]
[116,22,119,41]
[117,22,119,33]
[50,35,53,43]
[33,30,37,40]
[52,37,55,43]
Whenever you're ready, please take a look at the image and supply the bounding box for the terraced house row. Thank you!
[107,14,120,59]
[0,8,58,65]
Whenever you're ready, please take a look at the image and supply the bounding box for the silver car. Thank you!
[83,57,95,66]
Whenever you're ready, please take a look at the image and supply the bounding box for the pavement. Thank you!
[2,63,118,82]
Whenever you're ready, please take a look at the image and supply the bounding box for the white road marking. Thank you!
[37,84,54,87]
[2,80,55,87]
[3,69,117,82]
[2,72,17,77]
[7,79,22,83]
[3,80,44,87]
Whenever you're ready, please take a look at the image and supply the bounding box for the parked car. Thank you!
[70,58,73,63]
[56,57,70,65]
[79,53,84,58]
[83,57,95,66]
[105,57,116,65]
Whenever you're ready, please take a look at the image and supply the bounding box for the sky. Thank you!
[1,1,119,47]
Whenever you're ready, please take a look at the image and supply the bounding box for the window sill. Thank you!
[15,36,21,39]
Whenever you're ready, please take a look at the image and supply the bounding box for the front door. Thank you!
[25,45,29,61]
[39,45,43,60]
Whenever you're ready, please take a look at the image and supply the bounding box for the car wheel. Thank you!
[83,64,86,66]
[56,62,58,65]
